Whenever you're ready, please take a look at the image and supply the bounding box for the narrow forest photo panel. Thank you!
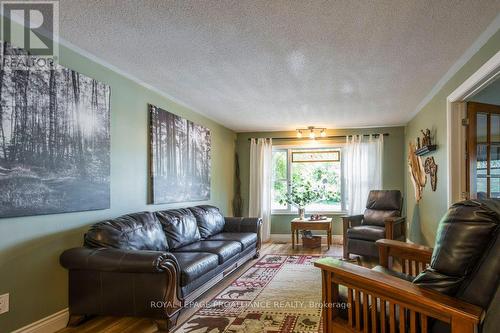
[0,42,111,218]
[149,104,211,204]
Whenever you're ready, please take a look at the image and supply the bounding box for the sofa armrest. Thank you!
[224,217,262,234]
[60,247,179,273]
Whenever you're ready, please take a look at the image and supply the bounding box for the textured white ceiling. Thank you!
[59,0,500,131]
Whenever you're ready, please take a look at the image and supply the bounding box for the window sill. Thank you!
[271,211,347,216]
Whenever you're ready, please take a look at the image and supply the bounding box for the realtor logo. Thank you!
[1,0,59,69]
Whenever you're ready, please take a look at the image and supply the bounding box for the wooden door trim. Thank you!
[466,102,500,199]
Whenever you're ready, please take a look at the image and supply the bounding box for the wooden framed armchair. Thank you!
[316,199,500,333]
[343,190,406,259]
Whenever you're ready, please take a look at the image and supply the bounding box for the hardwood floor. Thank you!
[57,241,369,333]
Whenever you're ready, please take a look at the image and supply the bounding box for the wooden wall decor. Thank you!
[408,142,426,201]
[424,156,438,191]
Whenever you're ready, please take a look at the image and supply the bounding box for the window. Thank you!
[272,147,344,213]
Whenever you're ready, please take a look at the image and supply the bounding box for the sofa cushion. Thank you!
[347,225,385,241]
[171,252,219,286]
[188,205,225,238]
[173,240,242,264]
[207,232,257,250]
[155,209,201,250]
[84,212,168,251]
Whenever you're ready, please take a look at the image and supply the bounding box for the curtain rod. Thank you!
[247,133,390,141]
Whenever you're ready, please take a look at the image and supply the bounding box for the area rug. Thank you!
[174,254,324,333]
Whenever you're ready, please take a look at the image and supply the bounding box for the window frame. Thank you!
[271,144,346,215]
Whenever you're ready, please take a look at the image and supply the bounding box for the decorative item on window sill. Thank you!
[296,126,327,140]
[415,128,437,156]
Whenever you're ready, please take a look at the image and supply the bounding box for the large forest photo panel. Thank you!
[149,104,211,204]
[0,42,111,218]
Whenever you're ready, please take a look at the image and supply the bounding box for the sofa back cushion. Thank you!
[188,205,225,238]
[84,212,168,251]
[156,208,201,249]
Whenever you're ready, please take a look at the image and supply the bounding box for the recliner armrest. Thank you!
[223,217,262,234]
[60,247,179,273]
[342,214,363,230]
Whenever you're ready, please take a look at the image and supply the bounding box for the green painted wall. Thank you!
[405,29,500,246]
[0,42,236,331]
[236,126,406,235]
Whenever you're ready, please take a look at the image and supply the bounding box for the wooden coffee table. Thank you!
[291,217,333,249]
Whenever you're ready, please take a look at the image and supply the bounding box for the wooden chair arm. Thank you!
[314,258,482,326]
[376,239,432,275]
[384,216,406,240]
[342,215,363,229]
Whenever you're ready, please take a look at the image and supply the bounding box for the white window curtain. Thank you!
[344,134,383,215]
[248,138,272,242]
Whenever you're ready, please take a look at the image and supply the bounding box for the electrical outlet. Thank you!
[0,293,9,314]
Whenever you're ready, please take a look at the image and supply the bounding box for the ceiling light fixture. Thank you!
[295,126,327,140]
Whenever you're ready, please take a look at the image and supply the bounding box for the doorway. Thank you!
[465,100,500,199]
[447,51,500,205]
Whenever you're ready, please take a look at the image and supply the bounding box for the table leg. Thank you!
[328,229,331,250]
[292,228,295,249]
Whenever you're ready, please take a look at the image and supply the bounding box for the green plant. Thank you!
[279,177,321,208]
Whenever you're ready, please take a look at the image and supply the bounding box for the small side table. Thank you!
[291,217,333,250]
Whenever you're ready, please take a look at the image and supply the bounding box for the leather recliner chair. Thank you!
[316,199,500,333]
[342,190,405,259]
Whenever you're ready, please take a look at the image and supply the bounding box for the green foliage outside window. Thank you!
[272,149,342,211]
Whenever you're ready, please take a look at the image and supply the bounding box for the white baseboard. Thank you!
[12,308,69,333]
[270,233,342,244]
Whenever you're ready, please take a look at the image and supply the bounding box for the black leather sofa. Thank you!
[60,205,262,332]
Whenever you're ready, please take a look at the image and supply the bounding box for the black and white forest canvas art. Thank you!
[149,104,211,204]
[0,42,111,218]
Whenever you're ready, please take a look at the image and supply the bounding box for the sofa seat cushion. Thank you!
[188,205,225,238]
[173,241,242,264]
[171,252,219,286]
[347,225,385,242]
[206,232,257,250]
[155,209,201,250]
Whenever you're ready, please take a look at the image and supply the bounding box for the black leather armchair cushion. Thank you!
[171,252,219,286]
[362,190,403,226]
[173,240,242,264]
[156,208,201,250]
[189,205,225,238]
[363,209,400,226]
[347,225,385,241]
[206,232,257,250]
[413,200,499,296]
[84,212,168,251]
